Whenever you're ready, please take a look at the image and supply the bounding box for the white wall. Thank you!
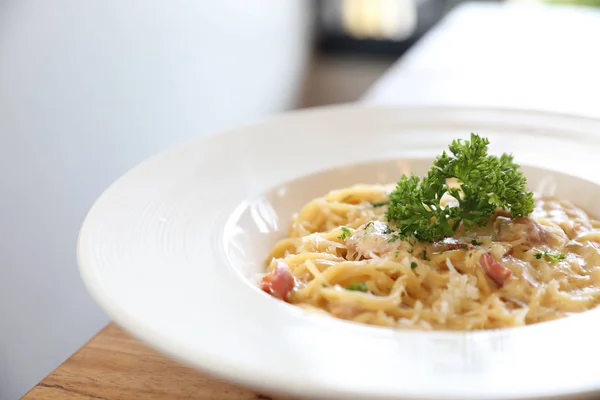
[0,1,312,398]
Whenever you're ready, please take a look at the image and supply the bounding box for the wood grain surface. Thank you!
[23,323,293,400]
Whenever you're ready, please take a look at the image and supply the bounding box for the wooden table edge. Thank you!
[22,322,291,400]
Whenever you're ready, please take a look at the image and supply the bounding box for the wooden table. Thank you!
[22,323,292,400]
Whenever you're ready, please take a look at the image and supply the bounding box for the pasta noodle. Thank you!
[261,184,600,330]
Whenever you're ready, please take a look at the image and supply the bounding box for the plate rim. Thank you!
[77,104,600,400]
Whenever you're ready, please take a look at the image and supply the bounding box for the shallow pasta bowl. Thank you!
[78,105,600,400]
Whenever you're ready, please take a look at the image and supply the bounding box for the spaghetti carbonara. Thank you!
[259,184,600,330]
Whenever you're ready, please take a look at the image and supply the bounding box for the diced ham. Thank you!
[480,252,512,286]
[260,261,295,301]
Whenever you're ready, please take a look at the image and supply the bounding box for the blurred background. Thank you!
[305,0,600,106]
[1,0,599,398]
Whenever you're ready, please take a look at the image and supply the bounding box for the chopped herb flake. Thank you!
[347,282,368,292]
[338,227,352,240]
[372,201,389,208]
[411,262,418,270]
[387,235,401,243]
[422,249,430,261]
[471,239,482,246]
[535,251,566,263]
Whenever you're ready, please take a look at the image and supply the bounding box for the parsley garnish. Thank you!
[386,133,534,242]
[410,262,418,270]
[347,282,368,292]
[471,239,482,246]
[535,251,566,263]
[372,201,389,208]
[422,249,430,261]
[338,227,352,240]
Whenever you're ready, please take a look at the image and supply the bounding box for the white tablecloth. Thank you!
[364,2,600,119]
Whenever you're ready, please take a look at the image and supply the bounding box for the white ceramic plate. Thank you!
[78,105,600,400]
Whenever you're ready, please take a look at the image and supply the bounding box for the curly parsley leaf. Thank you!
[386,133,534,242]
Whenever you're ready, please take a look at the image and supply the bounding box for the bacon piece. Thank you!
[480,253,512,286]
[494,209,512,218]
[260,261,295,301]
[495,216,548,246]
